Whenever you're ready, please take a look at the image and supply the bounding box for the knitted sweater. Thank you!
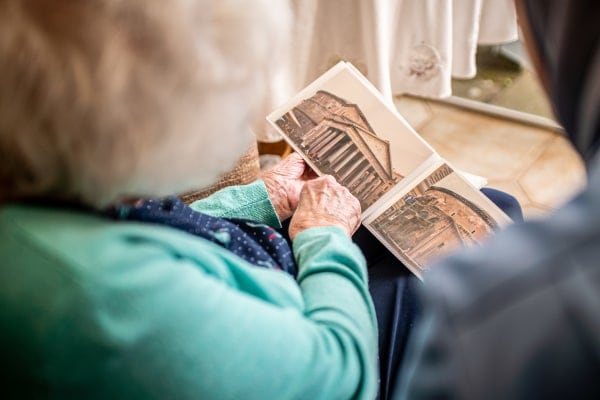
[0,180,378,399]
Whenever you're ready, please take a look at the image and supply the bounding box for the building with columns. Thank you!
[371,185,498,272]
[276,90,400,209]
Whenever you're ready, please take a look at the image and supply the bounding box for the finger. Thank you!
[284,152,304,163]
[282,152,318,180]
[281,152,305,168]
[320,174,337,184]
[278,153,307,176]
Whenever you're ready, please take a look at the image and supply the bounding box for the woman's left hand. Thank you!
[262,152,317,221]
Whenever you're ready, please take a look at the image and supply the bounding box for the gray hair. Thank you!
[0,0,290,207]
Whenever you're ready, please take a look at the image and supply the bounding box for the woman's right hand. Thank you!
[288,175,361,241]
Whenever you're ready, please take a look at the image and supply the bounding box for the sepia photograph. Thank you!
[268,62,435,210]
[366,163,511,274]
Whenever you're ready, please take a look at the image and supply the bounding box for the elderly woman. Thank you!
[0,1,376,398]
[0,0,528,398]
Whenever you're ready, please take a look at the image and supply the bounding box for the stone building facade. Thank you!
[276,90,400,209]
[372,186,498,271]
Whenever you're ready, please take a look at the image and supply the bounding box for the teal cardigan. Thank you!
[0,180,378,399]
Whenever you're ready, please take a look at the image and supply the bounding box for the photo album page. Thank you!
[267,61,511,278]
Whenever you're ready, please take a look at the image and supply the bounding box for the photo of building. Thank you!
[275,90,401,210]
[370,165,499,272]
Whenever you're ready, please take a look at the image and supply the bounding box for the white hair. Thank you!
[0,0,291,207]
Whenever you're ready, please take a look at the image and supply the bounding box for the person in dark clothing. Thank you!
[393,0,600,398]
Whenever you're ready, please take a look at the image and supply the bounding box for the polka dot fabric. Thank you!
[109,197,297,277]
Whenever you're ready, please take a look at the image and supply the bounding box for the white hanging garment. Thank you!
[389,0,453,98]
[254,0,519,141]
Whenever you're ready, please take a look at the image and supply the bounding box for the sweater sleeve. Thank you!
[32,224,379,399]
[188,179,281,228]
[292,226,379,399]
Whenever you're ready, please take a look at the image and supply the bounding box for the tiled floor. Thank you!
[391,44,587,220]
[393,95,586,219]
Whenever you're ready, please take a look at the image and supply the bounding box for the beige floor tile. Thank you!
[522,204,554,220]
[392,98,586,220]
[418,105,554,182]
[518,135,586,208]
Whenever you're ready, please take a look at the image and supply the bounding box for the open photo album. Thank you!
[267,61,511,278]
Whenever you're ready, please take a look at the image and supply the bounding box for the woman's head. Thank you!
[0,0,290,208]
[516,0,600,163]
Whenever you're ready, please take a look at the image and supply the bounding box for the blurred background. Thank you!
[253,0,586,220]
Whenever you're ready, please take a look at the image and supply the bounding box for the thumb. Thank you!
[279,152,307,176]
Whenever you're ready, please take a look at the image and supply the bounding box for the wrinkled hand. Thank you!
[262,152,317,221]
[289,175,361,241]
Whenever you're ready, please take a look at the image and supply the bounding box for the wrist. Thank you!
[262,176,292,220]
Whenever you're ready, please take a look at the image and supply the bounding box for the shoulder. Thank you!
[0,204,303,307]
[424,179,600,323]
[0,204,241,285]
[413,184,600,398]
